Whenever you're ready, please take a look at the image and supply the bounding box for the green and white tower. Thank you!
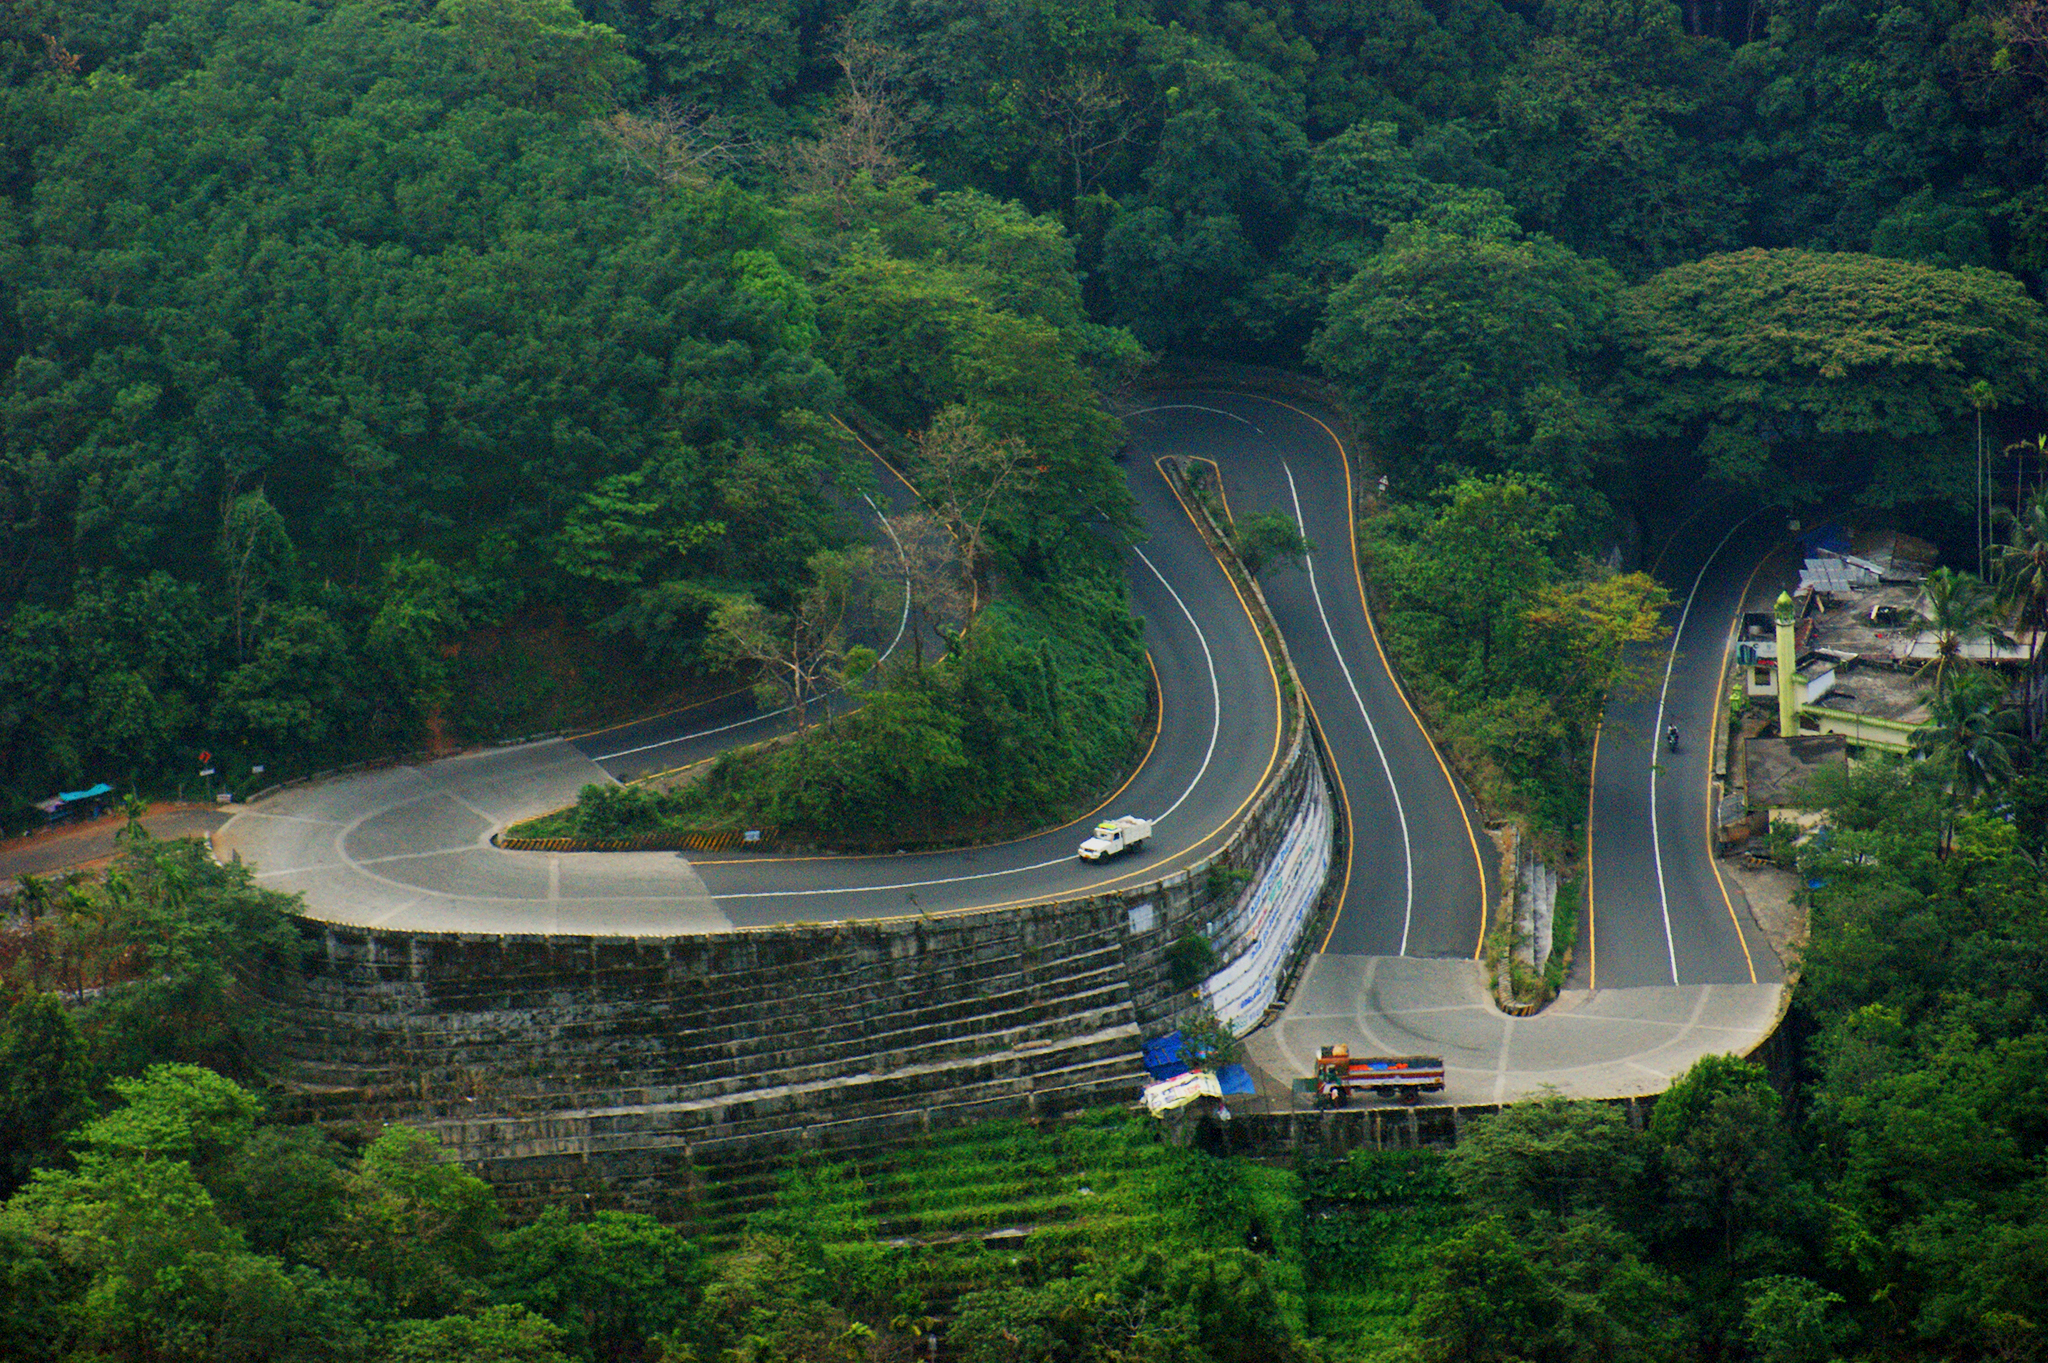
[1774,590,1800,738]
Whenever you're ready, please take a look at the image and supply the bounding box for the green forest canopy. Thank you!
[2,0,2045,822]
[3,3,2047,1359]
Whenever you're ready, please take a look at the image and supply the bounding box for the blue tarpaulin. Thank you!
[1216,1064,1255,1096]
[1142,1032,1187,1080]
[56,783,112,804]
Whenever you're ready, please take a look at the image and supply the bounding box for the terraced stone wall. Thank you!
[267,734,1336,1220]
[264,372,1344,1214]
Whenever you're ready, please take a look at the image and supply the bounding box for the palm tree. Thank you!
[13,872,51,923]
[1990,485,2048,742]
[1909,567,2008,699]
[1913,675,2022,857]
[1991,488,2048,662]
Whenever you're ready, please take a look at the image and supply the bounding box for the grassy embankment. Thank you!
[686,1110,1455,1357]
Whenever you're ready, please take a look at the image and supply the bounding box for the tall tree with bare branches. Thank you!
[908,408,1040,596]
[704,548,878,732]
[1035,66,1146,208]
[883,510,971,666]
[590,99,750,187]
[785,35,908,224]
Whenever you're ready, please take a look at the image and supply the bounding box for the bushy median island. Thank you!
[519,565,1149,849]
[1356,475,1672,848]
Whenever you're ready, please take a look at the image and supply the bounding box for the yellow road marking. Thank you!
[698,648,1168,866]
[1705,542,1783,987]
[1586,719,1602,990]
[1307,688,1359,953]
[573,421,919,747]
[841,459,1290,919]
[1583,495,1729,985]
[567,686,755,743]
[1226,393,1492,959]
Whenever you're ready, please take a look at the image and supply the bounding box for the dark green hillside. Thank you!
[3,0,2048,1355]
[0,0,1141,825]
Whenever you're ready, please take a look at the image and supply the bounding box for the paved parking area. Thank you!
[1247,954,1786,1105]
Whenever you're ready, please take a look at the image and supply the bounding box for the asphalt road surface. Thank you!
[1586,504,1786,990]
[1124,394,1496,960]
[216,421,1284,933]
[217,387,1784,1100]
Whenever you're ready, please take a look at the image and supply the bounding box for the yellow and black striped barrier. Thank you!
[493,830,766,853]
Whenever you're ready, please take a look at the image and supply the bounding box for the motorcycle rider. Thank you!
[1666,723,1680,752]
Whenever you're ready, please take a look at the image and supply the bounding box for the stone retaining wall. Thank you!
[270,729,1329,1217]
[266,493,1341,1218]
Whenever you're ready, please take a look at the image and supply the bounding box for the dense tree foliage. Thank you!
[5,0,2047,823]
[1,833,304,1102]
[0,0,1145,823]
[1360,476,1671,836]
[5,2,2048,1360]
[1619,248,2048,496]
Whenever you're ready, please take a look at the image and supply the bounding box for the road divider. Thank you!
[492,830,763,853]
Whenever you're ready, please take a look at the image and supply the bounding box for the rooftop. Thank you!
[1747,733,1850,808]
[1795,595,1933,724]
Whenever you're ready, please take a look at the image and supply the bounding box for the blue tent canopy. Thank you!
[1142,1032,1187,1080]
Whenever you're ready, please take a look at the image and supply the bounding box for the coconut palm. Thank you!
[1909,567,2009,699]
[1990,487,2048,662]
[1913,674,2023,857]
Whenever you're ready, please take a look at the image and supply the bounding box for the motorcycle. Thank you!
[1666,725,1680,754]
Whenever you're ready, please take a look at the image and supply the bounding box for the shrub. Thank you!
[1166,934,1218,991]
[571,783,665,840]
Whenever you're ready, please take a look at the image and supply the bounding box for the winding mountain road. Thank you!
[216,388,1784,1102]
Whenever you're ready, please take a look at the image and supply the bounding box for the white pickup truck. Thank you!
[1078,816,1152,862]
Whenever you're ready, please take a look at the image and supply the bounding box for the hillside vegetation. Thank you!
[5,0,2048,1356]
[7,0,2047,840]
[5,709,2048,1357]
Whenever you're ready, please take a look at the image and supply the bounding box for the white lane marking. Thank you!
[1283,462,1416,954]
[713,541,1229,900]
[1492,1015,1517,1104]
[364,897,423,928]
[1125,403,1265,434]
[448,791,501,832]
[595,706,786,761]
[868,491,914,662]
[1132,542,1223,823]
[1649,512,1764,986]
[591,492,913,764]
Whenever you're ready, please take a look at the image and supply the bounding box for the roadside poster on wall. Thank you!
[1201,773,1333,1034]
